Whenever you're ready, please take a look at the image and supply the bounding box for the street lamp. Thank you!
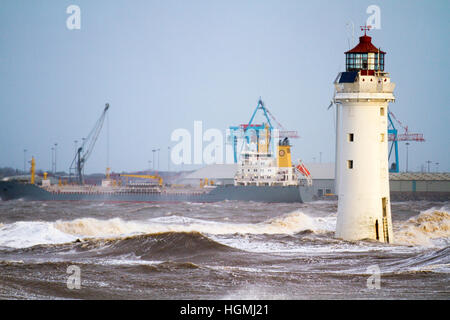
[51,147,55,174]
[54,143,58,174]
[405,142,410,172]
[23,149,27,173]
[168,146,171,172]
[426,160,432,173]
[157,148,161,171]
[152,149,156,171]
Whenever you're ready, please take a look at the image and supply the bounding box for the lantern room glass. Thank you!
[346,52,384,72]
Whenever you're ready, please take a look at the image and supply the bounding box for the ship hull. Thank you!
[0,181,306,203]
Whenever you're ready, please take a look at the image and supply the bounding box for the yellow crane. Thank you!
[119,174,163,186]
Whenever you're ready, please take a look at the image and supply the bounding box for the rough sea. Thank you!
[0,200,448,299]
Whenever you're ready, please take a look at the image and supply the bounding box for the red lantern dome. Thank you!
[345,28,385,75]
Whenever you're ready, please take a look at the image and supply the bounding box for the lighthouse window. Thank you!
[380,107,385,116]
[346,53,368,71]
[348,133,354,142]
[374,54,385,71]
[362,56,368,69]
[380,133,385,142]
[347,160,354,169]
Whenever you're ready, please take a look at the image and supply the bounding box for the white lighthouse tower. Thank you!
[334,27,395,243]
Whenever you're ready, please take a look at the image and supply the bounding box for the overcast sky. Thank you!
[0,0,448,174]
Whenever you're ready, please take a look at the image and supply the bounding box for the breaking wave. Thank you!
[0,211,334,249]
[54,218,143,237]
[75,231,237,260]
[2,231,238,262]
[53,211,335,239]
[395,208,450,247]
[1,206,448,251]
[0,221,76,248]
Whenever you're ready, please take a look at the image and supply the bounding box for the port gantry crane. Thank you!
[228,98,299,163]
[388,110,425,172]
[70,103,110,185]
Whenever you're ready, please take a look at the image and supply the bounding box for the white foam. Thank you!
[54,217,145,238]
[395,207,450,247]
[0,221,77,248]
[54,211,335,239]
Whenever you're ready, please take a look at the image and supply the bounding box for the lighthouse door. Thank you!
[382,197,389,243]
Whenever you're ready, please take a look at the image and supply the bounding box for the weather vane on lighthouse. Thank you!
[360,24,372,35]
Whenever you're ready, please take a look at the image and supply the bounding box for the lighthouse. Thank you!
[334,27,395,243]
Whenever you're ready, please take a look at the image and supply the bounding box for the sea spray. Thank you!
[395,208,450,247]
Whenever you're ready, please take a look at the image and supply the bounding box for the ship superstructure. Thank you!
[235,138,303,187]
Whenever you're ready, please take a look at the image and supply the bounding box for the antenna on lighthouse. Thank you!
[345,21,355,49]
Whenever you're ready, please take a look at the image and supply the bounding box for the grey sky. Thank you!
[0,0,448,174]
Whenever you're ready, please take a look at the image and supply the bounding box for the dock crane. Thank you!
[70,103,110,185]
[228,98,299,163]
[118,174,163,187]
[388,110,425,172]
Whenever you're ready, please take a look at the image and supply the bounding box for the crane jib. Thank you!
[69,103,110,185]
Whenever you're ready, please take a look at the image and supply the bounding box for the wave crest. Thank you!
[74,231,236,259]
[395,208,450,247]
[54,211,334,239]
[54,218,143,237]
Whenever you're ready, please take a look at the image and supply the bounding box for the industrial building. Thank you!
[389,172,450,200]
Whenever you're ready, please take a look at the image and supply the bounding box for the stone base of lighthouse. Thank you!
[336,193,394,243]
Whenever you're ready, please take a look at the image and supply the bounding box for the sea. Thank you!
[0,200,448,299]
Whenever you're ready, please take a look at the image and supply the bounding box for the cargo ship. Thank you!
[0,139,312,203]
[1,100,313,203]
